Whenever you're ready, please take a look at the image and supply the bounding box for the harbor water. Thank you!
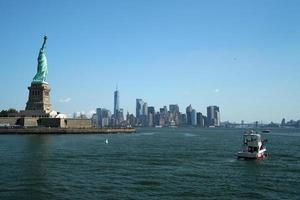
[0,128,299,199]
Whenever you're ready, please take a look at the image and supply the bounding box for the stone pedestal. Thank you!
[19,83,52,117]
[25,83,52,112]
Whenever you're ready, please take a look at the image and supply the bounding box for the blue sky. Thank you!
[0,0,299,122]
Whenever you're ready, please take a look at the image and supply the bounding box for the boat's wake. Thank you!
[183,133,195,137]
[138,132,155,136]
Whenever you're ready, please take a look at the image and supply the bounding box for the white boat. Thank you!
[237,130,267,159]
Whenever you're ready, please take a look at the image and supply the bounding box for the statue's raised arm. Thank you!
[41,35,47,50]
[32,36,48,84]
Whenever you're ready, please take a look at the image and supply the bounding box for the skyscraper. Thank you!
[136,99,149,125]
[142,102,148,116]
[96,108,111,128]
[180,113,187,125]
[186,105,193,125]
[191,109,197,126]
[119,108,124,122]
[114,86,119,117]
[207,106,220,127]
[136,99,144,119]
[197,112,205,127]
[126,112,136,127]
[140,102,148,126]
[147,106,155,127]
[96,108,102,127]
[101,109,112,127]
[169,104,179,114]
[169,104,180,125]
[148,106,155,115]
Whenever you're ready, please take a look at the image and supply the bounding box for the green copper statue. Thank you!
[32,36,48,84]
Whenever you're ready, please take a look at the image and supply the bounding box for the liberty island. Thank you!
[0,36,135,134]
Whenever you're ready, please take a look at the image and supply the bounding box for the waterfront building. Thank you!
[136,99,144,124]
[160,106,168,115]
[119,108,124,122]
[96,108,102,127]
[207,106,220,127]
[281,118,286,126]
[148,113,154,127]
[113,87,125,125]
[102,109,112,127]
[153,111,165,127]
[113,87,119,118]
[174,113,180,126]
[142,102,148,116]
[136,99,149,126]
[159,108,164,114]
[141,102,148,126]
[96,108,111,128]
[203,115,208,127]
[147,106,155,127]
[154,112,160,126]
[186,105,193,125]
[169,104,179,114]
[191,109,197,126]
[91,113,97,127]
[159,106,168,126]
[126,112,136,127]
[196,112,205,127]
[148,106,155,115]
[159,115,166,127]
[126,112,130,124]
[169,104,180,125]
[180,113,187,125]
[163,106,168,114]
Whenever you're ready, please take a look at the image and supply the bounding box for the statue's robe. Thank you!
[33,48,48,83]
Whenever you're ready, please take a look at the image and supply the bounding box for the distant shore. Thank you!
[0,127,136,134]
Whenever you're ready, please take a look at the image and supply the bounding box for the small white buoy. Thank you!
[105,139,109,144]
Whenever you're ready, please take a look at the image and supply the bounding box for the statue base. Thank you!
[20,83,52,117]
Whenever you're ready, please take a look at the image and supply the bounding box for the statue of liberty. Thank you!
[32,35,48,84]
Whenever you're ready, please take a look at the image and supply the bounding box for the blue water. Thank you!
[0,128,299,199]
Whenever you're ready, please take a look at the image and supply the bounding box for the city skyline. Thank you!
[1,1,300,122]
[93,90,222,127]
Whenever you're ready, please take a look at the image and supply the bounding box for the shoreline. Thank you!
[0,127,136,134]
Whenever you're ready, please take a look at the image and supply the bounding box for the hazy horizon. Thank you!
[1,0,299,123]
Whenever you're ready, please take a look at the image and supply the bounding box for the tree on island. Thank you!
[0,108,18,117]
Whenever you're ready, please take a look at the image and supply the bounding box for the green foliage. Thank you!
[0,108,18,117]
